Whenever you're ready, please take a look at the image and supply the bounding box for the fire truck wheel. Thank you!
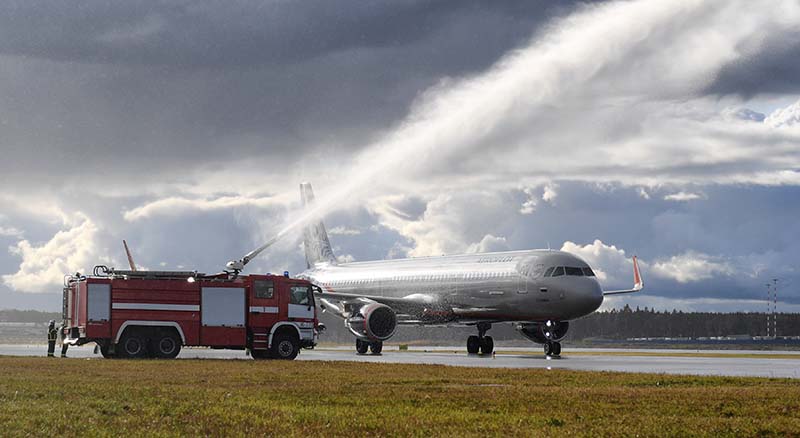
[152,333,182,359]
[271,333,299,360]
[119,332,148,359]
[251,349,271,360]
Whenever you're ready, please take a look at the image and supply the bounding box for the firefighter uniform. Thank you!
[60,323,69,358]
[47,320,57,357]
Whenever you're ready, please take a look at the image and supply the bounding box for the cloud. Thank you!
[2,214,105,293]
[542,184,558,203]
[560,239,634,286]
[466,235,510,254]
[0,226,23,238]
[519,187,538,214]
[336,254,356,263]
[650,251,734,283]
[722,107,766,122]
[328,226,361,236]
[765,98,800,127]
[663,192,705,202]
[123,195,286,221]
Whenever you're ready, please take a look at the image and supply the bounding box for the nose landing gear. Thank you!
[544,341,561,357]
[466,322,494,355]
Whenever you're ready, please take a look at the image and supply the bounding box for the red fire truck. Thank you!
[62,266,322,360]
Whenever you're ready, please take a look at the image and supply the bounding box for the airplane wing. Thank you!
[602,255,644,295]
[314,289,436,318]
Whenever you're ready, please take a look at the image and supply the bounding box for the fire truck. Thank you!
[62,266,322,360]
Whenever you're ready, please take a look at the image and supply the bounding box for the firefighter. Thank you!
[47,320,57,357]
[59,321,69,358]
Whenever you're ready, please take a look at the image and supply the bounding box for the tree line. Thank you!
[566,305,800,340]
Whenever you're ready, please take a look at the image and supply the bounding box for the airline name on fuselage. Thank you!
[477,256,515,263]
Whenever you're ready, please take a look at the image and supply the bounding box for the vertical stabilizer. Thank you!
[300,182,337,268]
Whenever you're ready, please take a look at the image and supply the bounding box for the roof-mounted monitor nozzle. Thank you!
[225,234,282,275]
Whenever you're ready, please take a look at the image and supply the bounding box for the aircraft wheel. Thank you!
[356,339,369,355]
[552,342,562,357]
[480,336,494,355]
[467,335,480,354]
[544,341,554,356]
[369,341,383,355]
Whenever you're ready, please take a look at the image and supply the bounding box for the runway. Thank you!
[3,344,798,378]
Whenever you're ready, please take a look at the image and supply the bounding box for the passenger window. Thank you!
[565,267,584,276]
[582,267,596,277]
[254,280,274,299]
[552,267,565,277]
[289,285,310,305]
[543,267,555,277]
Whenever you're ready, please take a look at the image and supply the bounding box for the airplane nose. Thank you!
[577,280,603,316]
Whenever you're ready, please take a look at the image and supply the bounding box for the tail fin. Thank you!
[300,182,337,268]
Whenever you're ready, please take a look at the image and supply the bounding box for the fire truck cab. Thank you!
[62,267,321,360]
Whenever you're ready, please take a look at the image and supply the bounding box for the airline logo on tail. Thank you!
[300,182,337,268]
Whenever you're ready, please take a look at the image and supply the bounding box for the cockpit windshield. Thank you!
[544,266,595,277]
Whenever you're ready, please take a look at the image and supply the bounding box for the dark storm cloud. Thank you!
[706,33,800,96]
[0,1,572,67]
[0,1,583,186]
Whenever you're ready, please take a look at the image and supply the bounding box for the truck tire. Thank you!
[152,332,181,359]
[251,349,272,360]
[119,332,148,359]
[271,332,299,360]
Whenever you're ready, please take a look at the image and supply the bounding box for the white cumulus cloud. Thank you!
[2,214,107,293]
[560,239,637,286]
[650,251,734,283]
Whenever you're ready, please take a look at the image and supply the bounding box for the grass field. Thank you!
[1,357,799,437]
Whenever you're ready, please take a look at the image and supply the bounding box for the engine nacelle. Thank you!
[515,321,569,344]
[346,303,397,341]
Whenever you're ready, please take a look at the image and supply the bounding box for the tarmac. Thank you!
[2,344,799,378]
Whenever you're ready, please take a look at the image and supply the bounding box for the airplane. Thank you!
[296,182,643,357]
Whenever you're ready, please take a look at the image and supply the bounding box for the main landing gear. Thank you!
[356,338,383,355]
[544,340,562,357]
[466,322,494,355]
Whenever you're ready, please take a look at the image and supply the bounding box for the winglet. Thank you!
[603,255,643,296]
[123,240,137,271]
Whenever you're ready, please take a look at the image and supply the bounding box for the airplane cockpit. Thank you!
[542,266,596,277]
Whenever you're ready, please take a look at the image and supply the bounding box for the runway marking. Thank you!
[314,347,800,360]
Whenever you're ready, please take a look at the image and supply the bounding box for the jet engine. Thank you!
[514,321,570,344]
[346,303,397,341]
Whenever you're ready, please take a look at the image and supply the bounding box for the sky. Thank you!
[1,0,799,313]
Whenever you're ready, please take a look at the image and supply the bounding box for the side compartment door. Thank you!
[201,286,246,347]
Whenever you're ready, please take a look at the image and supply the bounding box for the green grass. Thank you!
[1,357,799,437]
